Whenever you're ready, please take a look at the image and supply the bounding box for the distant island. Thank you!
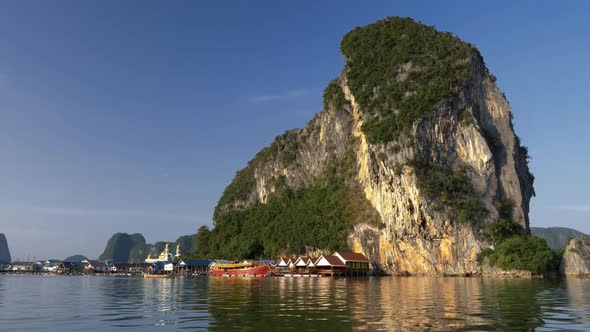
[98,232,195,263]
[531,227,588,249]
[0,233,11,263]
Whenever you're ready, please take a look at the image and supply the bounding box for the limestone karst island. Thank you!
[3,7,590,331]
[5,17,588,278]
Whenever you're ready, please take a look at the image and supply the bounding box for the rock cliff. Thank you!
[211,17,534,275]
[560,237,590,277]
[531,227,589,250]
[0,233,10,263]
[99,233,149,263]
[99,233,195,263]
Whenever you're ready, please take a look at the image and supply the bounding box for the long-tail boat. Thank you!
[210,262,270,276]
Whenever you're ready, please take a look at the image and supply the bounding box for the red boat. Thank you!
[209,262,270,276]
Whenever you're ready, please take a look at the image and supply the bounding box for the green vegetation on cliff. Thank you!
[207,148,382,259]
[408,159,486,225]
[477,219,560,272]
[340,17,476,144]
[175,234,197,253]
[323,78,346,110]
[191,226,212,258]
[214,130,302,221]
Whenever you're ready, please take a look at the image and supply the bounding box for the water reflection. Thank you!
[0,275,5,309]
[207,277,356,331]
[0,274,589,331]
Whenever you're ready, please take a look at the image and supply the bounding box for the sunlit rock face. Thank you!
[343,56,533,275]
[214,17,534,275]
[560,237,590,277]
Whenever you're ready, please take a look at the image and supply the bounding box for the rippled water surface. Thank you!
[0,274,589,331]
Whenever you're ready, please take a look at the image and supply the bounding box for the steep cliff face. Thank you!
[343,47,533,275]
[212,17,534,275]
[0,233,11,263]
[560,237,590,276]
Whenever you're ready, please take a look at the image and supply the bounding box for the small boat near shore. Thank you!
[210,262,270,276]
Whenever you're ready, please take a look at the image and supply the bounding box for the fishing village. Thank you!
[0,243,372,278]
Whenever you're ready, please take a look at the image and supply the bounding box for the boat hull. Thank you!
[210,265,270,276]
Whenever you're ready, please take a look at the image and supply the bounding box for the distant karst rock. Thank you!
[175,234,196,253]
[560,237,590,277]
[99,233,148,263]
[0,233,11,263]
[99,233,195,263]
[64,255,88,262]
[531,227,589,250]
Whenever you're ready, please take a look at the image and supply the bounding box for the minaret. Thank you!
[164,243,170,260]
[175,244,181,258]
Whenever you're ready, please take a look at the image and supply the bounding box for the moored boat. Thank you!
[210,262,270,276]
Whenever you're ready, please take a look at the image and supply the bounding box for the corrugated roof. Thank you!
[335,251,370,262]
[316,255,346,267]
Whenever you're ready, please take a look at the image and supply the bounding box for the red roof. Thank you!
[316,255,346,267]
[335,251,370,262]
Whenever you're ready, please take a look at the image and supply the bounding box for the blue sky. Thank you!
[1,1,588,260]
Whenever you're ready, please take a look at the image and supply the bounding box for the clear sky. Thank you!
[1,1,589,260]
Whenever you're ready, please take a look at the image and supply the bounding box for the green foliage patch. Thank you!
[408,159,486,225]
[568,247,580,255]
[484,236,560,272]
[323,79,346,110]
[214,131,302,220]
[340,17,477,144]
[208,149,382,259]
[478,219,560,273]
[481,218,524,246]
[459,109,475,126]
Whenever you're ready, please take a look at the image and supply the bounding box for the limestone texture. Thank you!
[560,237,590,277]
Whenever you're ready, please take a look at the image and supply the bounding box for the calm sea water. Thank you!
[0,274,589,331]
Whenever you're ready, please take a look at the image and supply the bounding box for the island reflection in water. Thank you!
[0,274,589,331]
